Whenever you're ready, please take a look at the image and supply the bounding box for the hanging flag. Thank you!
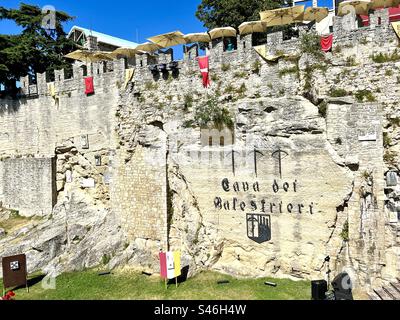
[198,56,210,88]
[159,251,181,280]
[159,252,167,279]
[254,45,267,59]
[173,251,181,278]
[254,45,286,62]
[124,68,135,89]
[320,34,333,52]
[47,82,56,98]
[84,77,94,95]
[166,252,175,280]
[392,21,400,39]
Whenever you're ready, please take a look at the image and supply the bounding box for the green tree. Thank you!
[0,3,76,94]
[195,0,290,29]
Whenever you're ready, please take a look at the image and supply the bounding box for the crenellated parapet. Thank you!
[15,12,400,101]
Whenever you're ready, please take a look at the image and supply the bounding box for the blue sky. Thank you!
[0,0,206,44]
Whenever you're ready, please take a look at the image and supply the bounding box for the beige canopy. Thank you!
[338,1,371,16]
[64,50,113,62]
[184,32,211,43]
[260,5,305,27]
[370,0,400,8]
[300,7,329,23]
[135,42,164,52]
[238,21,266,35]
[147,31,186,48]
[111,47,138,58]
[208,27,237,40]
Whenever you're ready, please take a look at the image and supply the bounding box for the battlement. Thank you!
[13,8,399,101]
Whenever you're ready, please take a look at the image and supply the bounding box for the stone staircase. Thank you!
[368,278,400,300]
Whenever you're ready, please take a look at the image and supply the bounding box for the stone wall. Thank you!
[0,157,56,216]
[111,145,168,246]
[0,9,400,294]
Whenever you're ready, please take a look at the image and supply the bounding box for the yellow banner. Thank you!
[253,45,286,62]
[392,21,400,39]
[124,68,134,89]
[47,82,56,98]
[254,45,267,59]
[173,251,181,278]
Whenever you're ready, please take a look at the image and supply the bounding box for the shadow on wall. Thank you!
[0,98,24,115]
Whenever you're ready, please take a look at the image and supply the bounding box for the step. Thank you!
[368,292,382,300]
[383,286,400,300]
[374,288,394,300]
[391,282,400,293]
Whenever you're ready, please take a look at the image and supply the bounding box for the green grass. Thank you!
[1,270,310,300]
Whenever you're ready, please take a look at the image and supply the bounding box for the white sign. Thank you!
[358,133,377,141]
[66,170,73,183]
[80,178,95,188]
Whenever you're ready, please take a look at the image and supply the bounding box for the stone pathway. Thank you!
[369,278,400,300]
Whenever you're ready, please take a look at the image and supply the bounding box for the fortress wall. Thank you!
[0,157,56,216]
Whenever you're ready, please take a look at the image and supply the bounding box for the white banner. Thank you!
[166,251,175,280]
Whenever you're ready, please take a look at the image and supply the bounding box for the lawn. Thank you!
[1,269,311,300]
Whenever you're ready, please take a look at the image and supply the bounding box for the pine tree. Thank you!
[0,3,76,94]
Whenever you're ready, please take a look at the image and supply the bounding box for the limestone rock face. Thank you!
[0,189,126,278]
[164,96,354,280]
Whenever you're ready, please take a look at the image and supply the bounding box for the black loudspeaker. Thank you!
[311,280,328,300]
[331,272,354,300]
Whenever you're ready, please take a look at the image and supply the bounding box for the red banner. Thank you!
[320,34,333,52]
[159,252,167,279]
[198,56,210,88]
[84,77,94,95]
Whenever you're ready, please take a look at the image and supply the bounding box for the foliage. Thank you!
[233,71,247,79]
[370,50,400,63]
[328,88,348,97]
[385,69,393,77]
[318,101,327,118]
[354,90,376,103]
[194,95,234,130]
[340,220,349,242]
[224,84,235,94]
[345,56,357,67]
[0,270,310,300]
[144,81,158,91]
[361,170,372,180]
[221,63,230,72]
[236,83,247,96]
[383,132,391,148]
[195,0,288,29]
[278,65,299,78]
[299,32,324,59]
[384,150,397,166]
[251,60,262,74]
[101,254,111,265]
[389,116,400,128]
[183,93,194,111]
[0,3,76,93]
[195,0,294,45]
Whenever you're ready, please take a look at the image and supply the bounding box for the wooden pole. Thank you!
[175,277,178,288]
